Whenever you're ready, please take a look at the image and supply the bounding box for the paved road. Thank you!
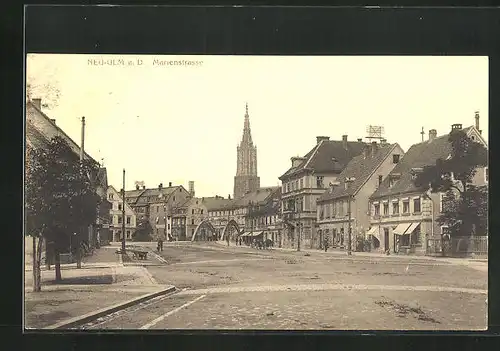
[90,242,487,330]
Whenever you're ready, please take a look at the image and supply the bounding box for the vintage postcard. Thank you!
[24,54,488,330]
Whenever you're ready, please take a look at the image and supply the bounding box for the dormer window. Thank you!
[392,154,400,164]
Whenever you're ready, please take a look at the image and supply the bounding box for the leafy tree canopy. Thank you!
[413,129,488,237]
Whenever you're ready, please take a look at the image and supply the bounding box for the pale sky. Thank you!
[26,54,488,198]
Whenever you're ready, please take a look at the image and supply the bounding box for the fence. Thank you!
[426,236,488,257]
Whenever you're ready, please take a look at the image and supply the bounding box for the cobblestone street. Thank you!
[90,242,487,330]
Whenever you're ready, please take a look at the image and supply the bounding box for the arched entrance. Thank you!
[191,220,217,242]
[221,219,241,241]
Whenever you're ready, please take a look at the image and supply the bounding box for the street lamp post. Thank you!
[345,177,356,256]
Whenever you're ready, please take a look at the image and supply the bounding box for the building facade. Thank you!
[316,142,404,252]
[125,182,192,241]
[107,186,137,242]
[279,135,366,249]
[234,103,260,199]
[243,187,282,245]
[368,120,487,255]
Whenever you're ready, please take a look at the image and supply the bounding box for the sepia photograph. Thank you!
[24,54,488,331]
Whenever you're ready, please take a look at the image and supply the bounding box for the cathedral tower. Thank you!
[234,103,260,199]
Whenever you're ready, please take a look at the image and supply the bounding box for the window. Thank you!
[126,216,131,224]
[300,179,303,188]
[201,209,204,214]
[126,230,131,239]
[378,175,383,186]
[374,204,380,216]
[383,203,389,216]
[392,202,399,215]
[173,196,176,201]
[485,167,489,182]
[192,209,195,214]
[393,154,400,164]
[295,180,298,190]
[316,176,324,188]
[191,219,195,225]
[168,224,170,230]
[413,198,421,213]
[118,215,122,224]
[403,200,410,214]
[118,204,122,211]
[331,203,336,217]
[339,200,344,216]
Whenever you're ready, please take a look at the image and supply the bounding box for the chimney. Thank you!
[142,185,146,190]
[475,111,482,134]
[428,129,437,141]
[363,144,371,159]
[158,183,163,190]
[316,136,330,144]
[169,182,172,187]
[380,138,387,145]
[342,135,348,149]
[50,119,56,124]
[32,98,41,109]
[451,123,463,132]
[371,141,378,157]
[357,138,362,142]
[228,194,231,200]
[136,184,140,190]
[188,181,195,197]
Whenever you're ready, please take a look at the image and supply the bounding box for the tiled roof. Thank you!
[370,127,473,199]
[279,139,366,179]
[201,197,235,211]
[125,186,180,204]
[26,100,97,164]
[233,186,280,208]
[318,143,399,202]
[26,121,50,149]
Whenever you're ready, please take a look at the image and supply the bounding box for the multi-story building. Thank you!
[316,141,404,251]
[107,186,137,242]
[26,98,111,248]
[279,135,366,249]
[234,103,260,199]
[125,182,191,241]
[242,187,282,245]
[368,118,487,255]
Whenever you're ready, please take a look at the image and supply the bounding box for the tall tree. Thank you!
[414,129,488,237]
[25,136,101,286]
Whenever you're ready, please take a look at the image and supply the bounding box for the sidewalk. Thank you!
[24,246,168,329]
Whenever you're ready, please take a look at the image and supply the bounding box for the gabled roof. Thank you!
[370,126,482,199]
[108,185,137,214]
[26,100,97,164]
[201,197,235,211]
[318,143,400,202]
[279,139,366,179]
[233,186,280,208]
[124,186,186,205]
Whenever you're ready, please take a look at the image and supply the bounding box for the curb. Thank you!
[46,285,176,329]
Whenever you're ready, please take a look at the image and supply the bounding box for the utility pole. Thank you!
[345,177,356,256]
[121,169,126,256]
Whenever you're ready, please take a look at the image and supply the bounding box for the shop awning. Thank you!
[366,226,380,240]
[405,222,421,235]
[393,223,412,236]
[251,231,264,237]
[240,232,250,237]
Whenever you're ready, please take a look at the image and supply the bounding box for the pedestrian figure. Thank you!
[324,238,329,252]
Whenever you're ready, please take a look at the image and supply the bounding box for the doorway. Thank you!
[384,228,389,252]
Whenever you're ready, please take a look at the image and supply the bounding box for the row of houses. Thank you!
[106,113,486,256]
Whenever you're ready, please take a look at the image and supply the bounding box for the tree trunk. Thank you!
[54,246,62,282]
[32,236,40,292]
[76,229,82,269]
[36,236,44,290]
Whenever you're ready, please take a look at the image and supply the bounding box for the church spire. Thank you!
[241,102,253,145]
